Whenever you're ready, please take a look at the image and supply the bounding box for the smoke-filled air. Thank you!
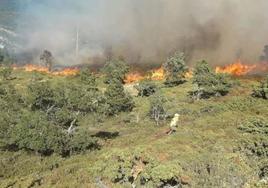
[2,1,268,187]
[16,0,268,66]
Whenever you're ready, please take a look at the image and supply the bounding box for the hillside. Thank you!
[0,67,267,187]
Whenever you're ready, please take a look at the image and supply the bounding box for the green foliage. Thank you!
[9,111,67,155]
[68,129,99,155]
[0,79,103,156]
[0,82,25,149]
[105,80,134,115]
[252,75,268,99]
[28,81,56,111]
[239,118,268,158]
[135,80,157,97]
[102,59,129,83]
[2,111,99,156]
[91,151,183,187]
[78,67,96,87]
[144,161,182,187]
[191,60,232,99]
[149,94,167,125]
[163,52,188,87]
[239,117,268,179]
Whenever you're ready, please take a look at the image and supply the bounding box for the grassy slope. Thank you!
[1,71,268,187]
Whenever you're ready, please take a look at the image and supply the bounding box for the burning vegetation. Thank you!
[215,59,257,76]
[12,64,79,76]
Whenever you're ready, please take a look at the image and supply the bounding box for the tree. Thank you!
[191,60,231,99]
[105,80,134,115]
[28,81,56,111]
[78,67,96,87]
[163,52,188,87]
[149,94,167,125]
[102,59,130,84]
[0,49,13,80]
[135,80,157,97]
[40,50,54,71]
[252,75,268,99]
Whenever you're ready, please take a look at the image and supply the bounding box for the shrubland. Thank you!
[0,57,268,187]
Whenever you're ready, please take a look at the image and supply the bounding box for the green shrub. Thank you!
[135,80,157,97]
[252,75,268,99]
[191,60,231,99]
[239,118,268,158]
[105,80,134,115]
[239,118,268,179]
[8,111,67,155]
[28,81,56,111]
[78,67,96,87]
[102,59,130,84]
[67,129,99,155]
[163,52,188,87]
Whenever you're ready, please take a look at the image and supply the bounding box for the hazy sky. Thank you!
[15,0,268,66]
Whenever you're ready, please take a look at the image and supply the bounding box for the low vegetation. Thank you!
[163,52,188,87]
[191,60,232,99]
[0,52,268,187]
[252,75,268,99]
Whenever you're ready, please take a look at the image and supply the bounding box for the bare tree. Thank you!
[40,50,54,71]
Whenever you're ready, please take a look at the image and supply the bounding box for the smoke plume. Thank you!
[16,0,268,67]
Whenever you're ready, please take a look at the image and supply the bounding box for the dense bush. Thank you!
[78,67,96,87]
[191,60,231,99]
[0,78,103,156]
[252,75,268,99]
[163,52,188,87]
[91,152,183,187]
[105,80,134,115]
[102,59,130,84]
[239,117,268,179]
[239,118,268,158]
[135,80,157,97]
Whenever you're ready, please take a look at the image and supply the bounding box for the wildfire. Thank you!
[12,64,79,76]
[124,72,145,83]
[151,67,165,81]
[215,59,257,76]
[124,67,193,83]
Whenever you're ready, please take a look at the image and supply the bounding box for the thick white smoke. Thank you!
[16,0,268,66]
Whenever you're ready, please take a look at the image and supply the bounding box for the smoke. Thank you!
[16,0,268,66]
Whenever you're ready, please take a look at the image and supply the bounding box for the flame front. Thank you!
[13,64,79,76]
[215,59,257,76]
[151,67,165,81]
[124,67,193,83]
[124,72,146,83]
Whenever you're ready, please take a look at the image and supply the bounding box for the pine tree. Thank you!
[191,60,231,99]
[105,80,134,115]
[163,52,188,87]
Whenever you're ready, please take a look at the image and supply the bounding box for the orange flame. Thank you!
[124,67,193,83]
[151,67,165,81]
[124,72,145,83]
[215,59,257,76]
[13,64,79,76]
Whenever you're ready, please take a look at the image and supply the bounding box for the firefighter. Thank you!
[167,113,180,135]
